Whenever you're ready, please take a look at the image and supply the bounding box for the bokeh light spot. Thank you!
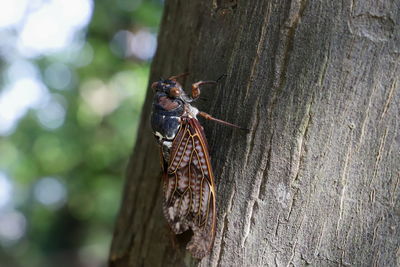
[44,63,72,90]
[72,42,94,67]
[80,79,120,117]
[0,0,28,28]
[33,177,67,209]
[0,77,49,135]
[6,59,40,82]
[0,173,12,210]
[36,95,67,130]
[17,0,93,57]
[0,210,26,246]
[110,29,157,60]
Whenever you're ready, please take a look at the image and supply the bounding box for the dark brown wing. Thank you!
[162,118,216,258]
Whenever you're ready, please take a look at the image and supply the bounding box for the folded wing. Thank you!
[162,118,216,258]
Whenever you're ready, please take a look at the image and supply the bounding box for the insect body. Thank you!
[150,73,241,258]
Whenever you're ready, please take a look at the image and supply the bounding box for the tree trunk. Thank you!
[109,0,400,266]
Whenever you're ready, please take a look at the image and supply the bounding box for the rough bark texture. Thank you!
[109,0,400,266]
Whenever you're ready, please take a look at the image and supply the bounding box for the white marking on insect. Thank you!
[166,133,175,139]
[163,141,172,148]
[186,104,199,118]
[178,176,188,189]
[154,131,163,141]
[168,207,175,218]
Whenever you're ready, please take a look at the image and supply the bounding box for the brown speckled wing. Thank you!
[162,118,216,258]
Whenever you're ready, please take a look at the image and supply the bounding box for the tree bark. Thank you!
[109,0,400,266]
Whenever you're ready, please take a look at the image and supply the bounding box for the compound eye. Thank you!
[169,87,181,97]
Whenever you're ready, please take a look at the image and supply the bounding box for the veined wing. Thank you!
[162,118,216,258]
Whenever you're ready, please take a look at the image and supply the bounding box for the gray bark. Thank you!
[109,0,400,266]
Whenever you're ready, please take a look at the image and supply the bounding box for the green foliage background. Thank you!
[0,1,163,266]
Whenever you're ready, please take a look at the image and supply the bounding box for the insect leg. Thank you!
[191,81,217,100]
[191,74,227,100]
[198,111,247,130]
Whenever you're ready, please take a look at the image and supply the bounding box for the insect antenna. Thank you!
[215,74,227,83]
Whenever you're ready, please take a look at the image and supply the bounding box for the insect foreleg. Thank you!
[191,81,218,100]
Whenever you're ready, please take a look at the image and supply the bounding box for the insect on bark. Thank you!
[150,73,243,258]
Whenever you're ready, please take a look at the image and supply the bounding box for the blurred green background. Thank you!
[0,0,163,266]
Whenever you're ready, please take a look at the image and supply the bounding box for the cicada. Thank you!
[150,73,242,258]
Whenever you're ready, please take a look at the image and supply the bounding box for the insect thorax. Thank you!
[151,102,180,160]
[151,92,201,161]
